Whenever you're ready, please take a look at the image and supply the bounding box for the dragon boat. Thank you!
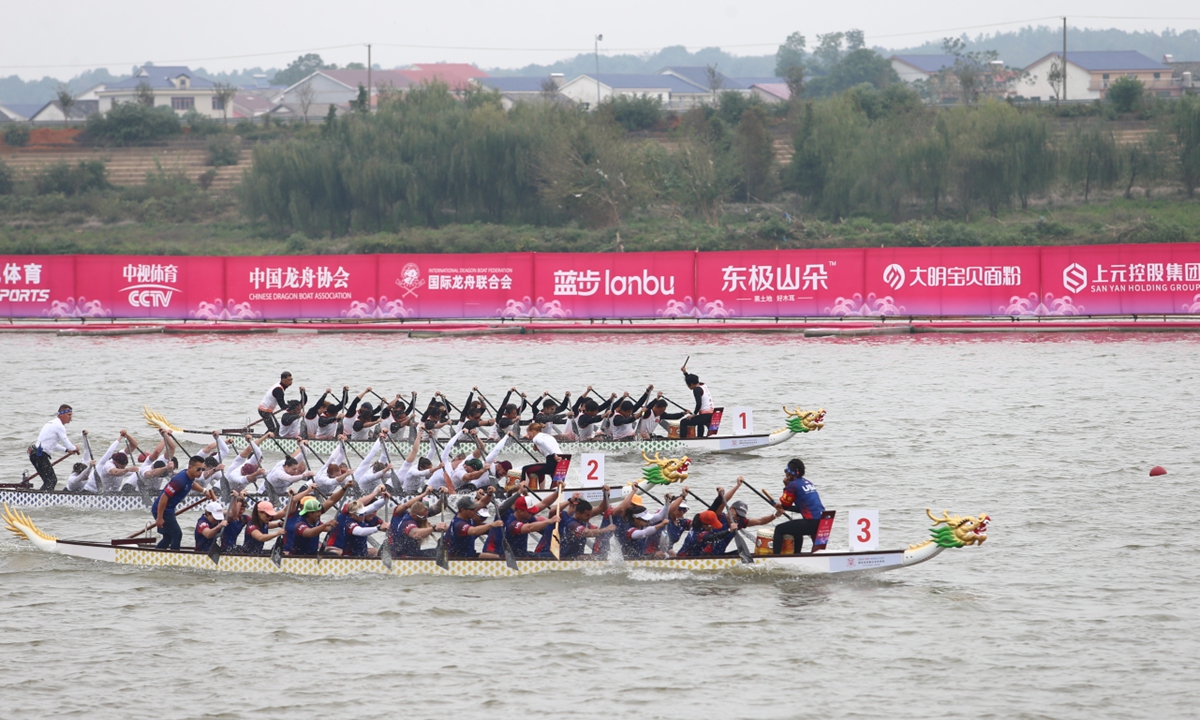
[0,486,157,512]
[150,406,827,459]
[3,504,990,578]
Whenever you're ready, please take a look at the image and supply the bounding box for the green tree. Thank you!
[1107,76,1145,113]
[0,159,13,195]
[212,81,237,125]
[1066,126,1120,202]
[596,94,662,131]
[135,81,155,107]
[1120,133,1167,198]
[774,32,806,77]
[55,83,76,127]
[1170,96,1200,197]
[807,49,900,98]
[734,106,775,201]
[85,102,182,145]
[273,53,328,86]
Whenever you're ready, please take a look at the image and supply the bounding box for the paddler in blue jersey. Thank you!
[447,496,503,559]
[772,458,826,554]
[153,453,216,550]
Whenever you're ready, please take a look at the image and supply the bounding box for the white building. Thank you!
[1024,50,1176,101]
[557,73,712,110]
[97,66,224,118]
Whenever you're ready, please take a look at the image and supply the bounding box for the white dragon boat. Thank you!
[0,487,157,512]
[3,504,989,578]
[151,406,826,459]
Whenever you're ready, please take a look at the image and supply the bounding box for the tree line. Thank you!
[240,78,1200,237]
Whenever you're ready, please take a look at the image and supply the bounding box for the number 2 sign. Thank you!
[848,509,879,551]
[579,453,605,503]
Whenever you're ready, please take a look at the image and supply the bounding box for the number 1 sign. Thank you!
[848,509,879,551]
[580,453,605,503]
[726,406,754,436]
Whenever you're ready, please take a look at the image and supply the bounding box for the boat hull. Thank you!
[190,427,798,459]
[56,540,915,577]
[0,488,156,512]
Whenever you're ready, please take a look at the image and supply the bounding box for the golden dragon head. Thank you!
[926,508,990,548]
[783,406,826,433]
[640,451,690,485]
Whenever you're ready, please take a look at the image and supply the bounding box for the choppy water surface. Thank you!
[1,332,1197,720]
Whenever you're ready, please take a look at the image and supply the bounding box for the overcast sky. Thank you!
[3,0,1199,79]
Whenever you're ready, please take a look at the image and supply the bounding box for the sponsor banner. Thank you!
[697,249,865,318]
[534,251,696,319]
[864,247,1040,316]
[1042,245,1200,315]
[222,255,377,321]
[0,256,74,317]
[74,256,225,320]
[375,253,533,319]
[2,244,1200,319]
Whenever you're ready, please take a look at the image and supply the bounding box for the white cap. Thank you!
[635,510,656,522]
[205,501,225,521]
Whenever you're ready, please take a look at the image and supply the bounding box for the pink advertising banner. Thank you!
[2,244,1199,320]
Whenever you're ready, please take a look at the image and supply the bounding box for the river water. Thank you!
[0,332,1196,719]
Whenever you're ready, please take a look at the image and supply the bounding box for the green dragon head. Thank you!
[640,451,690,485]
[784,406,826,433]
[927,509,990,548]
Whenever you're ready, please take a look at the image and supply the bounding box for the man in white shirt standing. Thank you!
[257,371,294,435]
[29,404,79,491]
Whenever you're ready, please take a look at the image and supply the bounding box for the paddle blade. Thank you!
[264,481,279,506]
[207,538,223,565]
[503,538,518,571]
[138,477,156,508]
[218,477,231,506]
[379,538,393,570]
[270,540,283,567]
[733,531,754,564]
[435,536,448,569]
[143,406,182,433]
[550,526,561,560]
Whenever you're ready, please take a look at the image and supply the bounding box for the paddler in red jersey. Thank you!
[772,458,826,554]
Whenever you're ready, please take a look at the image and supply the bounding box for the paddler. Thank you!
[502,488,561,558]
[388,490,446,558]
[194,500,228,553]
[257,371,294,435]
[447,496,504,559]
[153,450,217,551]
[520,422,562,490]
[323,484,389,557]
[29,404,79,491]
[287,481,351,556]
[242,500,285,555]
[771,458,826,554]
[534,493,616,558]
[220,491,251,550]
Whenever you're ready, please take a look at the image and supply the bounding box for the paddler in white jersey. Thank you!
[29,404,79,491]
[256,371,294,435]
[204,431,265,493]
[277,389,308,439]
[264,438,313,495]
[64,430,97,492]
[520,422,563,490]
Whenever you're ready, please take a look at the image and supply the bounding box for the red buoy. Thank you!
[1149,466,1167,477]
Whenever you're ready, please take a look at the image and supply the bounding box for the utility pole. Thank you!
[1062,18,1067,103]
[595,34,603,110]
[367,44,372,112]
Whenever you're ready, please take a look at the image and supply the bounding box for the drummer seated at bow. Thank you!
[678,366,716,438]
[772,458,827,555]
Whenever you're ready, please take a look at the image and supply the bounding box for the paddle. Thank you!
[740,478,793,521]
[22,451,73,490]
[126,495,207,539]
[549,482,565,560]
[83,433,113,495]
[489,498,518,571]
[206,531,224,565]
[434,532,449,569]
[271,536,284,567]
[660,394,692,414]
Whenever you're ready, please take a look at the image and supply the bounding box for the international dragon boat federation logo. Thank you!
[396,263,424,298]
[1062,263,1087,294]
[882,263,905,290]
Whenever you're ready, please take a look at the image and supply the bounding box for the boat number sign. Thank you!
[848,509,879,552]
[580,453,605,503]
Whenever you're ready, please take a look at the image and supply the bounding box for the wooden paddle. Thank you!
[19,451,74,489]
[740,478,793,521]
[549,482,565,560]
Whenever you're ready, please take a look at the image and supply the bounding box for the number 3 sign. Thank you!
[579,453,605,503]
[848,509,879,551]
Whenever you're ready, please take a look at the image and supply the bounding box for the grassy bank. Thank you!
[2,195,1198,256]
